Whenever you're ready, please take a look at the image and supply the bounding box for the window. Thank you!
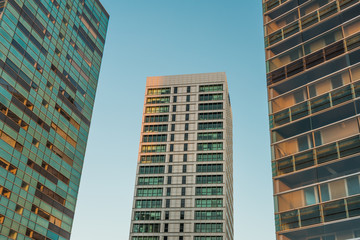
[51,122,77,147]
[138,177,164,185]
[195,199,223,208]
[37,182,67,205]
[194,237,223,240]
[199,84,223,92]
[164,223,169,232]
[184,144,188,151]
[21,181,29,191]
[172,114,176,121]
[185,114,189,121]
[42,99,49,108]
[199,112,223,120]
[139,166,165,174]
[196,164,223,172]
[199,103,223,111]
[9,230,17,240]
[183,165,187,173]
[146,106,169,113]
[31,205,61,226]
[148,88,170,95]
[171,124,175,131]
[170,134,174,141]
[55,104,80,129]
[0,101,29,131]
[140,155,166,163]
[0,129,23,152]
[46,141,73,166]
[28,160,70,185]
[145,115,169,123]
[167,188,171,196]
[198,132,223,140]
[168,165,172,173]
[181,199,185,207]
[169,155,173,162]
[173,96,177,103]
[181,187,186,196]
[186,104,190,111]
[197,143,223,151]
[198,122,223,130]
[134,211,161,220]
[15,205,23,214]
[141,145,166,153]
[197,153,223,162]
[25,229,48,240]
[46,81,53,90]
[133,224,160,233]
[196,175,223,184]
[196,187,223,196]
[144,125,168,132]
[185,123,189,131]
[55,47,61,56]
[180,223,184,232]
[174,87,178,93]
[168,176,172,184]
[170,144,174,152]
[186,95,190,102]
[199,93,223,101]
[143,135,167,142]
[166,199,170,208]
[182,176,186,184]
[135,200,162,208]
[165,211,169,220]
[183,154,187,162]
[147,97,170,104]
[137,188,163,197]
[195,211,223,220]
[59,32,64,41]
[0,157,17,174]
[180,211,185,220]
[187,86,191,93]
[173,105,177,112]
[184,133,188,140]
[194,223,223,233]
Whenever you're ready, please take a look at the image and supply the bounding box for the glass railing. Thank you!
[274,135,360,176]
[267,38,350,85]
[270,82,356,128]
[265,0,359,47]
[276,194,360,231]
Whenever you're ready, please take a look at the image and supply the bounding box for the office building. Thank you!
[263,0,360,239]
[0,0,108,239]
[129,73,233,240]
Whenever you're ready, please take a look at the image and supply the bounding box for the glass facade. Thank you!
[263,0,360,239]
[129,73,233,240]
[0,0,108,239]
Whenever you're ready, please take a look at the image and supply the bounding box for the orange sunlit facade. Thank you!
[264,0,360,239]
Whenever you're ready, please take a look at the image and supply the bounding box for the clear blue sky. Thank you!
[71,0,275,239]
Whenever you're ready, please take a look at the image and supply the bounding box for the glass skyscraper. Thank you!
[0,0,108,239]
[264,0,360,239]
[129,73,233,240]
